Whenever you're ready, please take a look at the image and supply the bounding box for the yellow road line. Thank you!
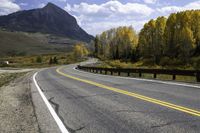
[56,67,200,117]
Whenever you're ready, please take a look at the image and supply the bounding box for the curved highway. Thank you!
[33,59,200,133]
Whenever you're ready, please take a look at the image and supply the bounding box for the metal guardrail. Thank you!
[77,65,200,82]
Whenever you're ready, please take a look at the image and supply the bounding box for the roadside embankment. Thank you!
[0,71,40,132]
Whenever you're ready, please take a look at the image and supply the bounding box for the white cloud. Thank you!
[0,0,20,15]
[64,0,154,35]
[157,6,182,14]
[157,0,200,15]
[83,20,147,35]
[66,1,153,17]
[19,3,28,6]
[184,1,200,10]
[144,0,157,4]
[38,3,45,8]
[64,0,200,35]
[58,0,67,2]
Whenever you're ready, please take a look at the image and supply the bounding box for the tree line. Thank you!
[93,10,200,65]
[94,26,138,61]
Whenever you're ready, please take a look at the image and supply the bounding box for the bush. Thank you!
[192,57,200,70]
[36,56,42,63]
[142,58,156,66]
[53,57,58,64]
[159,57,171,66]
[108,60,133,68]
[160,57,183,66]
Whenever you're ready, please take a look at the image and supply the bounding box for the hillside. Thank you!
[0,2,93,43]
[0,30,79,56]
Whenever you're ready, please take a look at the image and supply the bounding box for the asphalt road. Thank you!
[34,59,200,133]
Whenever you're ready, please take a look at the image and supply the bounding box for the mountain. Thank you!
[0,2,93,42]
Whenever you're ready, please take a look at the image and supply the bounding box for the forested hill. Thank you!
[93,10,200,68]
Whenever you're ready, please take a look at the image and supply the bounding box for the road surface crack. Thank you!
[151,120,200,128]
[48,97,86,133]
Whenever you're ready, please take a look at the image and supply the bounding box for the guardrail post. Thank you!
[111,71,113,75]
[154,73,157,79]
[139,72,142,77]
[196,72,200,82]
[172,75,176,80]
[100,70,102,74]
[127,72,130,77]
[105,70,107,75]
[118,71,120,76]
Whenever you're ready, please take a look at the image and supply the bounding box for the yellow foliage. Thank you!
[73,43,89,58]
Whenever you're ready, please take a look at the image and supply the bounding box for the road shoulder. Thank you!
[31,71,61,133]
[0,72,39,132]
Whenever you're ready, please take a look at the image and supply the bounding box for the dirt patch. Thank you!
[0,72,40,132]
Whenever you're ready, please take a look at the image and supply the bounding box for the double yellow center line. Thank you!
[56,67,200,117]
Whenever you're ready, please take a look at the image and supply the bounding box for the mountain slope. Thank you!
[0,3,93,42]
[0,30,78,56]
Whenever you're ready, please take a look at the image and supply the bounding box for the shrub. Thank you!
[160,57,184,66]
[192,57,200,70]
[36,56,42,63]
[159,57,171,66]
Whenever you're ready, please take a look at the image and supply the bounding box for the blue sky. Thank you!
[0,0,200,35]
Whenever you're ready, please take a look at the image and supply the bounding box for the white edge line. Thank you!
[73,67,200,89]
[33,72,69,133]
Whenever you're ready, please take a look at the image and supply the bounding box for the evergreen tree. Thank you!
[49,57,53,65]
[53,57,58,64]
[36,56,42,63]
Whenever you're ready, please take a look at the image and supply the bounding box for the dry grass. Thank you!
[0,72,27,87]
[0,53,86,68]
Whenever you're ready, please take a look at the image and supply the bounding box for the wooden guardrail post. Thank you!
[100,70,102,74]
[172,75,176,80]
[118,71,120,76]
[127,72,130,77]
[139,72,142,77]
[111,71,113,75]
[105,70,107,75]
[196,72,200,82]
[154,73,157,79]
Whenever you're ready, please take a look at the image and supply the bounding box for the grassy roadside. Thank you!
[0,52,86,68]
[94,59,200,70]
[89,60,199,83]
[0,72,27,87]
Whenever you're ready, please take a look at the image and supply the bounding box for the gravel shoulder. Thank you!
[0,72,40,132]
[0,68,35,74]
